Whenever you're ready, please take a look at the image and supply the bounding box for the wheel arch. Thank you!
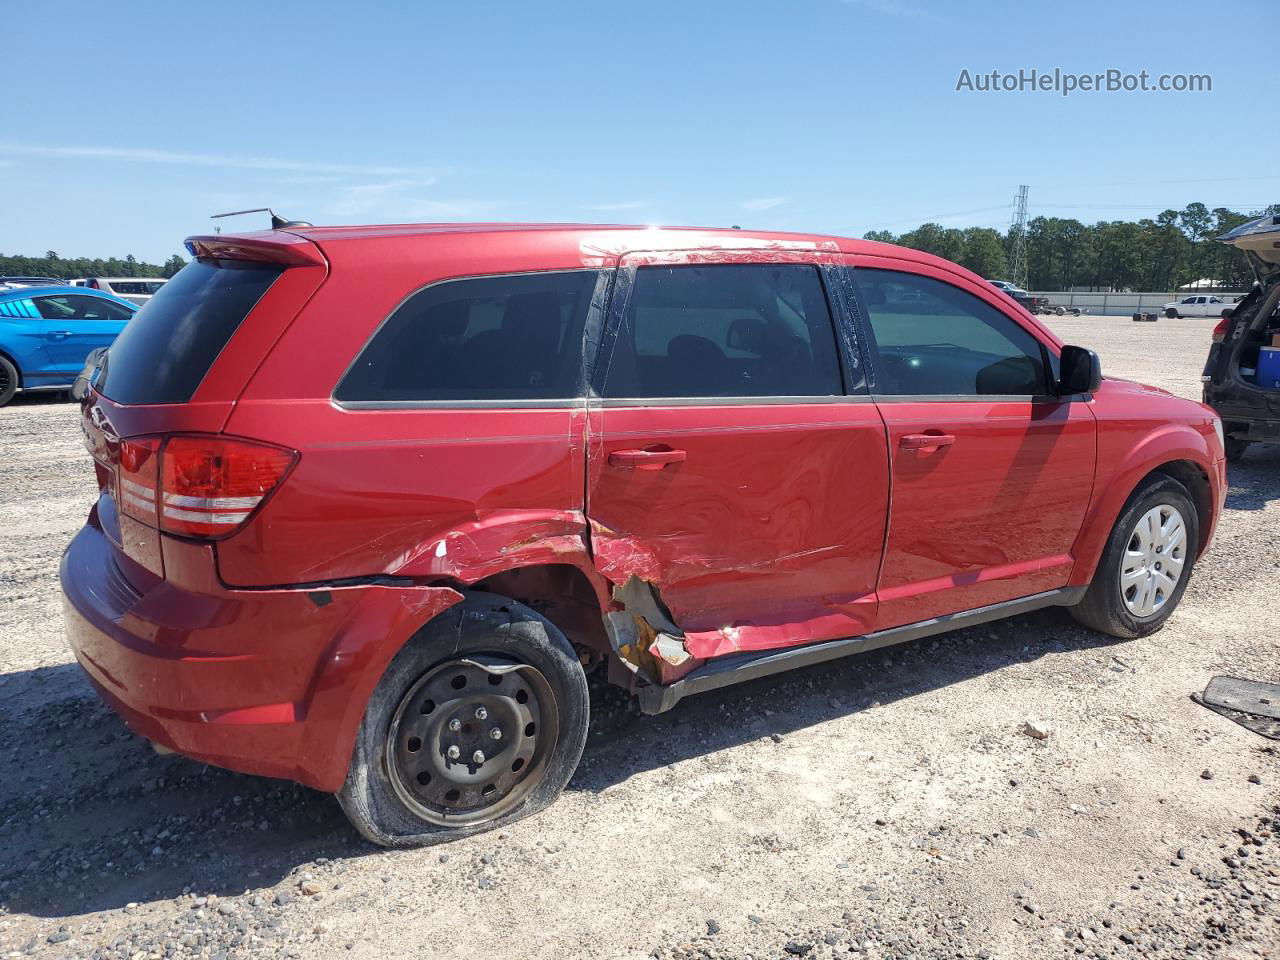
[1069,430,1218,589]
[0,347,23,385]
[298,555,616,793]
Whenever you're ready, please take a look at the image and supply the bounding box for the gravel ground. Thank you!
[1,315,1277,960]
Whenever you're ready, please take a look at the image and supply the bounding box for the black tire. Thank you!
[1165,308,1178,318]
[1070,476,1199,639]
[1224,436,1250,463]
[0,355,18,407]
[337,593,589,847]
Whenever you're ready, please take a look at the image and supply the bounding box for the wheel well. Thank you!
[1148,459,1213,557]
[469,564,610,657]
[0,348,21,386]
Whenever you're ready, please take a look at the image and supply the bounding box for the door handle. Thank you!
[900,432,955,452]
[608,446,687,470]
[47,330,73,339]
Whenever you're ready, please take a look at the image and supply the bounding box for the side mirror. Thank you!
[1058,344,1101,395]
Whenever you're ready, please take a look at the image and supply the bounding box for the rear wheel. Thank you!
[1165,308,1179,318]
[1070,476,1198,639]
[1224,436,1250,462]
[0,356,18,407]
[338,593,589,847]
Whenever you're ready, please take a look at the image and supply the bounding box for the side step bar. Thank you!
[636,587,1086,714]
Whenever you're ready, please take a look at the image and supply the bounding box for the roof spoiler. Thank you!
[184,232,326,267]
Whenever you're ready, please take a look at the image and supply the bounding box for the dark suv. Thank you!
[62,223,1224,846]
[1202,214,1280,460]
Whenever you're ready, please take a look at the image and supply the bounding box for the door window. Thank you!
[34,295,133,321]
[601,264,843,398]
[853,269,1049,397]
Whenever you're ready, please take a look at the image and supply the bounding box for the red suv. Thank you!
[62,224,1226,846]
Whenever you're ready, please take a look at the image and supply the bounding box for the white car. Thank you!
[84,277,167,306]
[1162,294,1238,318]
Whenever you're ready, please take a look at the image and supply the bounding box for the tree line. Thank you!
[0,251,187,280]
[864,202,1280,292]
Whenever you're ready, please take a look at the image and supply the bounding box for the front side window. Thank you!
[34,295,133,321]
[601,263,843,399]
[337,270,600,403]
[853,269,1049,397]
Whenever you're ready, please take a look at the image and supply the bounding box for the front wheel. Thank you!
[338,593,589,847]
[1165,308,1179,318]
[1070,476,1198,639]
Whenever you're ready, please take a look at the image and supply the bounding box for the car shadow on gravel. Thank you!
[0,664,369,920]
[1224,446,1280,511]
[571,607,1130,797]
[0,608,1128,920]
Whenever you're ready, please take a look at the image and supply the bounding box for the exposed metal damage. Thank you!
[602,575,702,687]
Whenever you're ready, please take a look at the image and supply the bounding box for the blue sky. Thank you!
[3,0,1276,264]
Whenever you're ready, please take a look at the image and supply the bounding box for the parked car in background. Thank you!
[1203,214,1280,460]
[1163,294,1237,318]
[987,279,1049,314]
[84,277,167,305]
[0,276,66,290]
[63,223,1224,847]
[0,286,136,406]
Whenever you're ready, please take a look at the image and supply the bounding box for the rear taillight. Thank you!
[117,437,161,524]
[107,434,297,540]
[1212,317,1230,343]
[159,436,296,537]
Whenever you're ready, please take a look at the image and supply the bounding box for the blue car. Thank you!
[0,286,136,406]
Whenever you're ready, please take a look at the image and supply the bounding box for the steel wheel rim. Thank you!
[1119,504,1187,618]
[385,655,558,827]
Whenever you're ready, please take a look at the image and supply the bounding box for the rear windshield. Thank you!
[97,259,282,404]
[109,280,166,295]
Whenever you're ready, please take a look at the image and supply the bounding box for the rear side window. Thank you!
[336,270,599,404]
[853,269,1049,397]
[601,264,843,398]
[98,260,282,404]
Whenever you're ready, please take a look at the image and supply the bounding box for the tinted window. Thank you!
[853,269,1049,396]
[34,295,133,322]
[601,264,842,398]
[97,259,282,405]
[336,270,599,403]
[109,281,166,295]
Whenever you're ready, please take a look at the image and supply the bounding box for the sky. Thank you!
[2,0,1277,264]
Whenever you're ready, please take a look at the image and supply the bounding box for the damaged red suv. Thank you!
[62,223,1226,845]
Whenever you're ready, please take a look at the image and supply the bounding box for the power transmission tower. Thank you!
[1008,184,1030,288]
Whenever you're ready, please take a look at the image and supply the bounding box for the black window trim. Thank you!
[331,267,612,411]
[840,265,1069,404]
[589,258,866,406]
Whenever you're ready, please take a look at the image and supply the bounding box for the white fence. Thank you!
[1029,291,1246,316]
[1029,292,1174,316]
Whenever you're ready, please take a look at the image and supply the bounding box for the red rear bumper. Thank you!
[60,511,461,792]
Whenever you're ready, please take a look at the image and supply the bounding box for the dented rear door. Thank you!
[585,249,890,660]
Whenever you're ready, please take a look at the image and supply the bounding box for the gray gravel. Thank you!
[1,315,1278,959]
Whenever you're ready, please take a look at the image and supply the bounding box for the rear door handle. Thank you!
[608,446,687,470]
[900,432,955,452]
